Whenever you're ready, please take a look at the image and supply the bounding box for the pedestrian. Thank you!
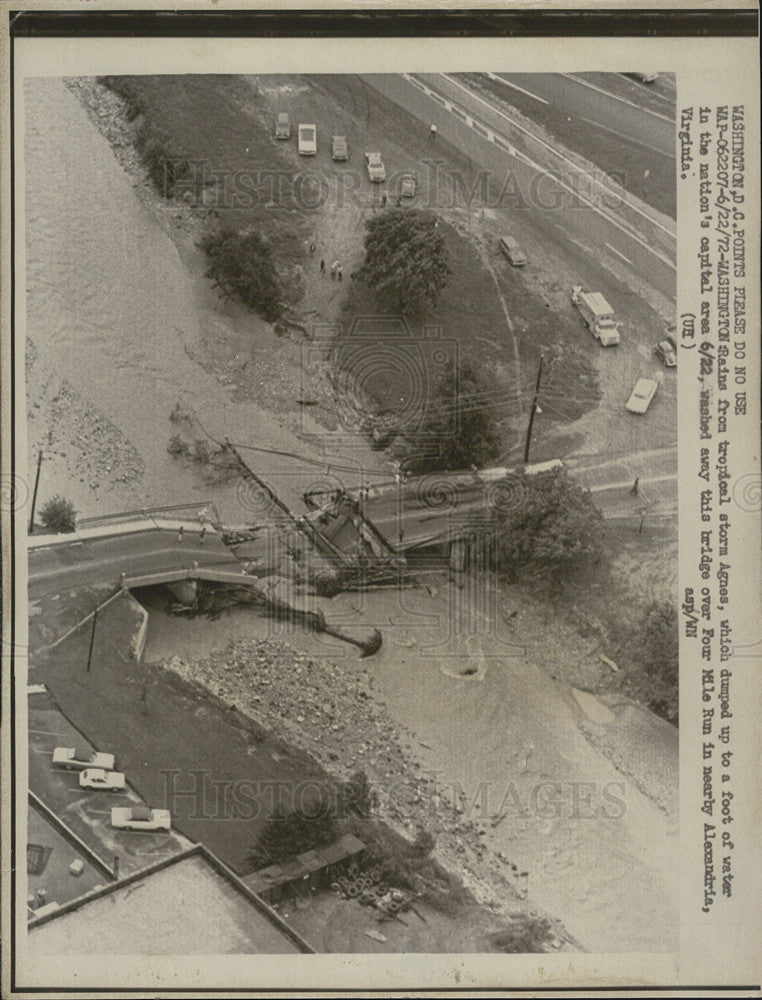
[630,476,640,495]
[430,123,437,139]
[199,525,206,543]
[320,258,325,274]
[309,242,316,254]
[331,260,338,280]
[395,196,402,207]
[381,194,387,207]
[177,525,184,543]
[337,265,343,282]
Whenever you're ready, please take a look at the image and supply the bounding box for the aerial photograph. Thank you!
[23,69,678,957]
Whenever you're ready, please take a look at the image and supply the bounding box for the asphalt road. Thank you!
[361,73,675,299]
[28,527,238,601]
[492,73,675,158]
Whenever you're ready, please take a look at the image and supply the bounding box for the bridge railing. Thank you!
[75,501,220,532]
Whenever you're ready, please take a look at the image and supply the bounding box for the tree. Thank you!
[202,229,283,322]
[39,495,76,533]
[245,783,337,869]
[496,469,603,584]
[398,360,502,473]
[357,209,451,311]
[630,600,679,724]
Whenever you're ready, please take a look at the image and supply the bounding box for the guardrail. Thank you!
[75,501,220,531]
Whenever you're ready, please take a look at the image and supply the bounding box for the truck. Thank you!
[571,285,620,346]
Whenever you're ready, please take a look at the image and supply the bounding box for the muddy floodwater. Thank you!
[23,76,678,952]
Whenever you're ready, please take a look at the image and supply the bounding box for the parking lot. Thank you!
[27,687,191,876]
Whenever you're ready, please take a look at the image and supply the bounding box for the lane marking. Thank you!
[488,73,549,105]
[579,114,675,159]
[605,242,634,266]
[562,73,675,124]
[28,729,69,737]
[434,73,676,249]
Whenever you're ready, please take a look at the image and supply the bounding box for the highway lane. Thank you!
[492,73,675,159]
[360,74,675,300]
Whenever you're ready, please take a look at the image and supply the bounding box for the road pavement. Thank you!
[491,73,675,158]
[28,527,239,601]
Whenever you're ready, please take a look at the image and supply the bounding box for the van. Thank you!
[499,235,527,267]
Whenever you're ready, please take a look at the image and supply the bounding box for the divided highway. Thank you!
[360,73,675,299]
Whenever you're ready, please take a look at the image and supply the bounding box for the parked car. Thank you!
[331,135,348,161]
[654,339,677,367]
[630,72,658,83]
[111,805,171,832]
[399,175,417,198]
[79,768,126,792]
[499,235,527,267]
[274,113,291,140]
[364,151,386,183]
[297,124,317,155]
[626,378,659,414]
[52,747,116,772]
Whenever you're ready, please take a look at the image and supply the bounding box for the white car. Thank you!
[626,378,659,414]
[52,747,116,772]
[364,152,386,183]
[79,768,126,792]
[297,124,317,155]
[111,805,171,832]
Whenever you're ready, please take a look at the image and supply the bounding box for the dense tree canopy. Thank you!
[358,209,451,311]
[496,469,603,583]
[399,360,502,473]
[202,229,283,322]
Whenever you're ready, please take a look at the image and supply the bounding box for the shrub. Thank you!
[489,916,555,953]
[627,600,679,724]
[412,828,436,857]
[202,230,284,322]
[167,433,190,457]
[39,495,76,533]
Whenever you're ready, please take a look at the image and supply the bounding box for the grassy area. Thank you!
[98,74,308,293]
[338,214,600,459]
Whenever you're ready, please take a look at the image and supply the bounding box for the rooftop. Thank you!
[28,846,312,954]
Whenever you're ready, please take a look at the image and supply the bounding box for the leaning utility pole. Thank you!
[28,449,43,533]
[523,355,544,464]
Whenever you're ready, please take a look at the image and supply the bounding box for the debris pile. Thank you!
[330,862,416,918]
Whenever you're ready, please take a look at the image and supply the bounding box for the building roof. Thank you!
[28,846,312,954]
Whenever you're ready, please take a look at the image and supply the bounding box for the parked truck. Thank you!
[571,285,620,346]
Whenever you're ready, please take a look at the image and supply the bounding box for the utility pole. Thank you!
[28,450,43,533]
[86,606,98,673]
[523,355,544,464]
